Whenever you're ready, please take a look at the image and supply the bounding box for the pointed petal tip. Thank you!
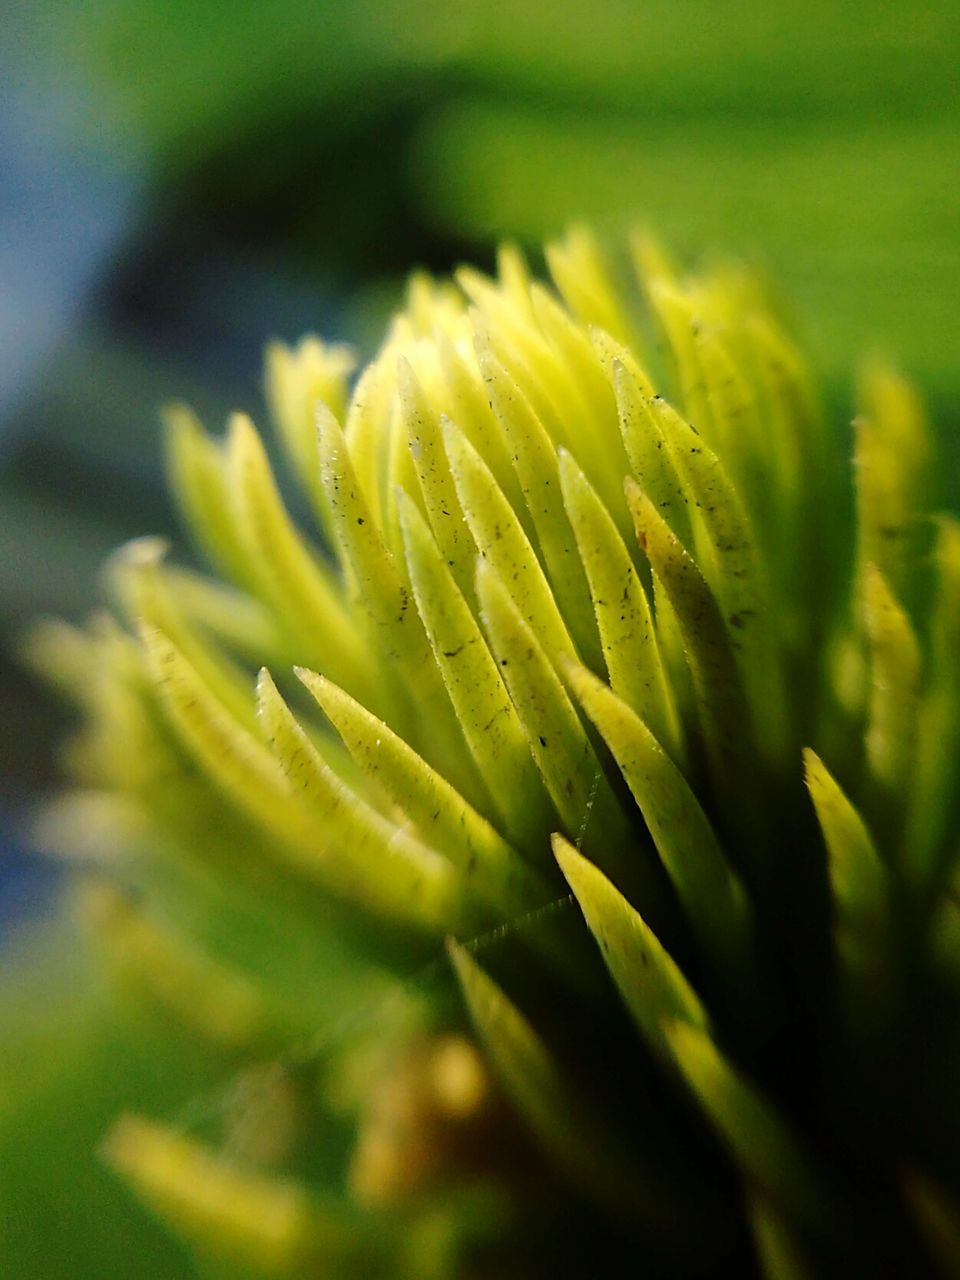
[293,664,321,690]
[623,473,643,501]
[800,746,820,780]
[313,398,340,429]
[112,535,170,568]
[254,665,276,697]
[446,935,474,984]
[552,830,585,882]
[226,409,256,442]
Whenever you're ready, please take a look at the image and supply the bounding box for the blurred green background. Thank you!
[1,1,958,1273]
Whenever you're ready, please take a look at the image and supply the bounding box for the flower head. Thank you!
[30,228,960,1276]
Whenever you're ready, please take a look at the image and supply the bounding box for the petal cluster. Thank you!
[31,229,960,1277]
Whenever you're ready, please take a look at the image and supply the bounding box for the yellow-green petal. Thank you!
[554,835,708,1059]
[566,661,750,973]
[297,667,545,917]
[475,556,631,871]
[558,448,682,762]
[397,490,556,855]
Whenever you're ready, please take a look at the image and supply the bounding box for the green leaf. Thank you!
[141,630,461,930]
[863,563,921,802]
[689,322,769,494]
[296,666,546,917]
[804,748,889,976]
[341,355,396,525]
[257,668,467,932]
[458,271,581,465]
[263,335,354,533]
[422,327,530,534]
[317,402,410,633]
[554,834,708,1058]
[448,941,667,1224]
[645,279,715,445]
[546,226,632,344]
[854,364,934,611]
[558,448,683,763]
[928,894,960,978]
[102,1115,391,1278]
[109,537,256,729]
[162,566,291,670]
[565,661,750,974]
[225,412,376,700]
[442,417,576,675]
[749,1193,814,1280]
[476,344,602,668]
[624,480,755,827]
[651,565,696,730]
[163,403,257,592]
[396,356,476,600]
[474,555,633,876]
[610,355,693,551]
[902,1170,960,1279]
[666,1021,823,1226]
[139,623,313,857]
[61,615,180,792]
[75,880,271,1053]
[907,518,960,884]
[318,406,485,804]
[641,390,788,765]
[396,489,556,857]
[529,282,631,515]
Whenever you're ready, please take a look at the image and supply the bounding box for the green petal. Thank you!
[396,356,476,600]
[109,537,256,729]
[319,406,484,802]
[642,391,788,765]
[804,748,888,962]
[624,480,755,827]
[397,489,556,856]
[854,364,933,611]
[474,555,632,875]
[749,1193,815,1280]
[558,448,682,763]
[102,1116,391,1278]
[611,356,693,550]
[554,834,708,1058]
[163,403,257,591]
[666,1021,822,1226]
[449,941,662,1223]
[258,668,467,932]
[477,344,602,667]
[863,563,921,803]
[565,661,750,974]
[225,412,375,699]
[906,518,960,883]
[443,416,576,673]
[296,666,545,917]
[546,226,632,344]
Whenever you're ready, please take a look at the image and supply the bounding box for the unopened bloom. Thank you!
[31,229,960,1277]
